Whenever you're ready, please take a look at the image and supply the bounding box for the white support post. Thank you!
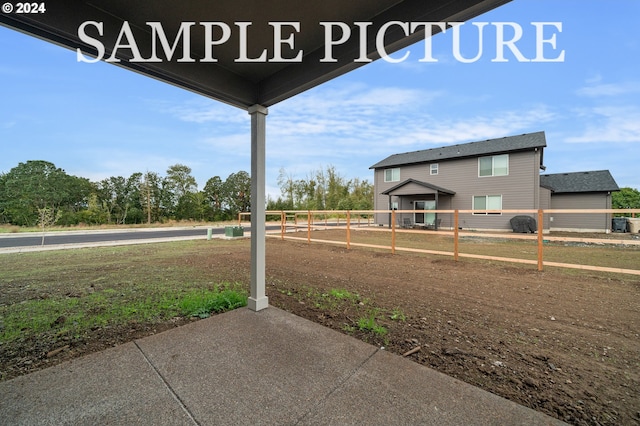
[248,104,269,311]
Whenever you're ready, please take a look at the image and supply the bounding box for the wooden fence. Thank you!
[238,209,640,276]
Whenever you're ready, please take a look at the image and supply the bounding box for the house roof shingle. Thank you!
[540,170,619,193]
[370,131,547,169]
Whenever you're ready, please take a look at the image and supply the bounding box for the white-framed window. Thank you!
[478,154,509,177]
[472,195,502,215]
[384,168,400,182]
[391,201,398,210]
[430,163,439,175]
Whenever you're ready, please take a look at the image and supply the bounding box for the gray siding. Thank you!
[549,193,612,232]
[540,187,551,230]
[374,149,543,230]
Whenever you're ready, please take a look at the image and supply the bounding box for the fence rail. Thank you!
[238,209,640,276]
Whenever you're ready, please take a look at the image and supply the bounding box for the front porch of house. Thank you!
[380,179,456,229]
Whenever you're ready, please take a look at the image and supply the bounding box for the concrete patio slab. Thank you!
[0,342,194,426]
[0,307,567,425]
[302,348,561,426]
[134,306,378,425]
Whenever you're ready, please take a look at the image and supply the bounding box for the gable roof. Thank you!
[540,170,619,193]
[370,131,546,169]
[381,178,456,195]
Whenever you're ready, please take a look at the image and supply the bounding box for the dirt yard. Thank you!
[264,238,640,426]
[1,236,639,425]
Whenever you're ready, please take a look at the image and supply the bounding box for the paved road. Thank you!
[0,227,236,250]
[0,222,349,252]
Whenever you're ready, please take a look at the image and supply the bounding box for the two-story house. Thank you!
[370,131,619,232]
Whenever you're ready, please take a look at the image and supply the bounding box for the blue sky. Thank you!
[1,0,639,199]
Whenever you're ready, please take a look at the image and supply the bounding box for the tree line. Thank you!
[0,161,374,227]
[0,160,251,226]
[267,166,373,211]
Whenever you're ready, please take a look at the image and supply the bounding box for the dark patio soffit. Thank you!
[0,0,510,110]
[382,178,456,196]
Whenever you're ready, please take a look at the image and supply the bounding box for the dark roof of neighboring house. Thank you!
[540,170,619,193]
[370,131,547,169]
[381,178,456,195]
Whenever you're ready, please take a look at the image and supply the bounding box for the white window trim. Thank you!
[478,154,509,177]
[430,163,439,175]
[384,168,400,182]
[472,195,503,215]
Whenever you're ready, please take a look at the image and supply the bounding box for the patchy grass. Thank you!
[357,313,388,336]
[274,284,394,341]
[0,240,250,347]
[179,284,247,318]
[0,283,247,344]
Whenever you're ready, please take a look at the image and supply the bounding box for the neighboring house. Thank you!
[370,131,619,232]
[540,170,619,232]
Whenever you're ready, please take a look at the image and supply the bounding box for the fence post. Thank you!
[537,209,544,271]
[454,210,459,261]
[347,210,351,249]
[238,212,241,227]
[307,210,311,244]
[391,210,396,254]
[281,211,285,240]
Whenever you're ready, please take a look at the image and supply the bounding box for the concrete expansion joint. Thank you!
[133,340,201,426]
[293,347,380,425]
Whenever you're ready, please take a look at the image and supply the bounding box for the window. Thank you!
[384,168,400,182]
[479,154,508,177]
[473,195,502,215]
[430,163,439,175]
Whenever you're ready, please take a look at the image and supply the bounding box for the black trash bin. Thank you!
[510,215,537,233]
[612,217,629,233]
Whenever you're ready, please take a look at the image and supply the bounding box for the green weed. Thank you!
[357,314,388,336]
[179,285,247,318]
[389,308,406,322]
[328,288,358,301]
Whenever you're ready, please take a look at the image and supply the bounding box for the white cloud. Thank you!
[250,86,558,179]
[565,106,640,143]
[151,98,245,124]
[576,81,640,97]
[68,152,196,183]
[200,133,250,153]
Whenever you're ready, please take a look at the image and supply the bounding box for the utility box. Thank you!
[612,217,629,233]
[225,226,244,237]
[628,218,640,233]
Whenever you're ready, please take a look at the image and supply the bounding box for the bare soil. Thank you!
[2,237,639,425]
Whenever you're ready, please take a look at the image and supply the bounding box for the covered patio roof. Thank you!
[1,0,510,109]
[1,0,509,311]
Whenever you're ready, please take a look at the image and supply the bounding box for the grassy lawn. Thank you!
[0,240,248,348]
